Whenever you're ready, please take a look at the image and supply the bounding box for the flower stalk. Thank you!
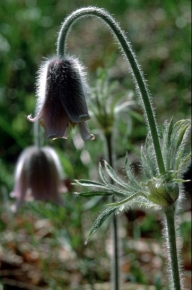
[104,132,121,290]
[57,7,165,175]
[164,206,182,290]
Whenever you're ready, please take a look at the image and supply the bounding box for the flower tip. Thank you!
[82,133,95,141]
[47,134,68,140]
[79,114,90,121]
[27,114,32,121]
[27,114,41,122]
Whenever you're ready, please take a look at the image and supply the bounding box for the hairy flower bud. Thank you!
[147,178,179,207]
[28,56,95,140]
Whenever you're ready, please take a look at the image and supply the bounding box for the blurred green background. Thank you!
[0,0,191,289]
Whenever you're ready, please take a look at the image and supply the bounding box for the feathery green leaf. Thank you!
[85,207,117,244]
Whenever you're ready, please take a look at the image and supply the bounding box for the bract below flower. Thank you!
[28,56,95,141]
[11,146,66,211]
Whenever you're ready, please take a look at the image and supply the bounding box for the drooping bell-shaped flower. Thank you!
[11,146,66,211]
[28,56,95,140]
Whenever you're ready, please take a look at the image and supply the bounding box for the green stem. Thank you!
[105,132,114,168]
[164,206,182,290]
[56,7,166,175]
[105,132,121,290]
[33,120,41,148]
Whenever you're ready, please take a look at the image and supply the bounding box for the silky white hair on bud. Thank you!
[36,58,50,115]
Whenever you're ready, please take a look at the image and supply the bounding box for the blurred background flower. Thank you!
[11,146,66,211]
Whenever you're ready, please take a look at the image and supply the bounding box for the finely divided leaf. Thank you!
[98,162,110,186]
[85,207,117,244]
[125,152,140,189]
[162,119,173,170]
[74,179,106,189]
[103,160,129,189]
[175,123,189,152]
[98,162,130,196]
[75,191,112,197]
[106,192,142,207]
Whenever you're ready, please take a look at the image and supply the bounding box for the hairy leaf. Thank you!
[74,179,106,189]
[125,152,140,189]
[98,162,129,196]
[106,192,143,207]
[103,160,130,189]
[75,191,112,197]
[85,207,117,244]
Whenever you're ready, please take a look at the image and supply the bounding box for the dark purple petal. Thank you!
[11,170,28,211]
[42,88,70,139]
[28,149,61,202]
[78,122,95,140]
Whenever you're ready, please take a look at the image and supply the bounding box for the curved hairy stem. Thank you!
[57,7,165,174]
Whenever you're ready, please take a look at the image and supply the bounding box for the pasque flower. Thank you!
[11,146,66,211]
[28,56,95,140]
